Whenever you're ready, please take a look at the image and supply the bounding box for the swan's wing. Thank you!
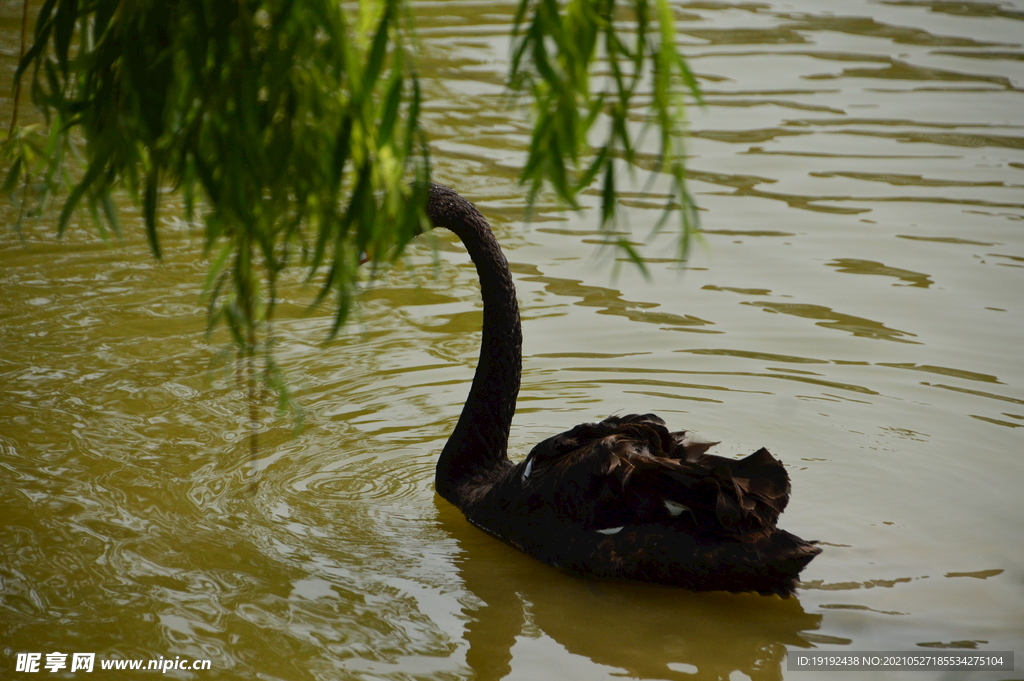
[519,413,791,536]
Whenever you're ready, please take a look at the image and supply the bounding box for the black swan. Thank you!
[424,183,820,595]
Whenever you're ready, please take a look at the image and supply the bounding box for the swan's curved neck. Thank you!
[427,185,522,505]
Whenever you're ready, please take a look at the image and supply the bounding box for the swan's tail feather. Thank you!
[618,450,791,534]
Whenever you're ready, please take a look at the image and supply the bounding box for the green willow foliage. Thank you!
[4,0,429,411]
[511,0,701,265]
[2,0,698,411]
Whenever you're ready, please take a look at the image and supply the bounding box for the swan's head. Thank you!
[422,182,471,232]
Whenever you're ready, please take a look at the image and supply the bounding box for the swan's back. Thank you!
[461,414,821,595]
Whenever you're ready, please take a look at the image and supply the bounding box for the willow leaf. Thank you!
[143,169,162,259]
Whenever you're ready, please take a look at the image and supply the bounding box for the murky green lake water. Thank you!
[2,1,1023,680]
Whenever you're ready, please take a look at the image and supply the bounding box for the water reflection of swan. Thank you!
[437,500,823,681]
[425,184,820,596]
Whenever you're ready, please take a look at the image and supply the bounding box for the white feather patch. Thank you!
[675,431,720,458]
[521,458,533,481]
[596,526,624,535]
[663,499,690,517]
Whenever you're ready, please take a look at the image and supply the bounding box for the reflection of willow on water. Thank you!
[436,500,823,681]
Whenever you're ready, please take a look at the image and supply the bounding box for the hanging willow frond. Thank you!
[4,0,429,350]
[510,0,702,270]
